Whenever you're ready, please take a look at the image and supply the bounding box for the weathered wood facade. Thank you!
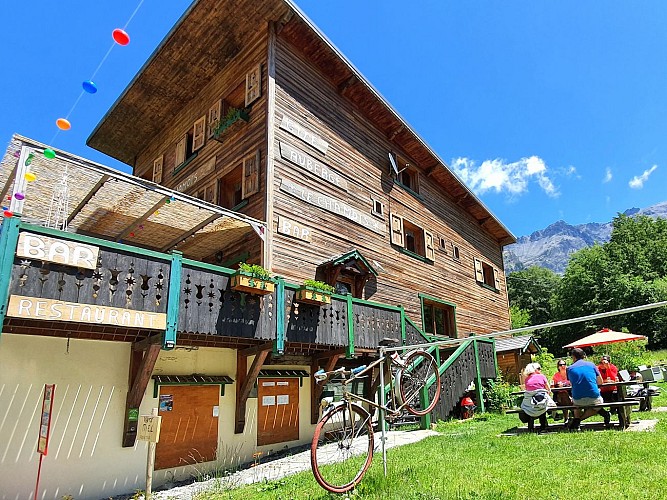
[0,1,515,497]
[89,0,514,339]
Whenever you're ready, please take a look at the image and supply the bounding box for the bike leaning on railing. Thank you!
[310,340,441,493]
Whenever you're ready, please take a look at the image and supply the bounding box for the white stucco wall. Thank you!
[0,334,315,499]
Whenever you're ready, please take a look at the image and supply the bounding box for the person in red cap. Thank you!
[597,355,618,402]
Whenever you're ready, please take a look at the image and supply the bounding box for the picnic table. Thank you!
[509,380,651,430]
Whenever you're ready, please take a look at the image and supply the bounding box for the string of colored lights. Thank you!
[4,1,145,218]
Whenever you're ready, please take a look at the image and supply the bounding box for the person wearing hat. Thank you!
[597,354,619,402]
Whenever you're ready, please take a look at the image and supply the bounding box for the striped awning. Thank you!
[258,369,309,378]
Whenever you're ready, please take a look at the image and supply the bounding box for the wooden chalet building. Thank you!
[0,0,514,497]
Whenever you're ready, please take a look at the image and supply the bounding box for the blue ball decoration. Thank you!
[82,80,98,94]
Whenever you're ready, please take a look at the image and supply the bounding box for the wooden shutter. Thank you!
[474,258,484,282]
[424,230,435,261]
[208,100,222,138]
[152,155,163,184]
[175,135,187,166]
[192,115,206,151]
[242,150,260,198]
[245,63,262,106]
[390,213,404,247]
[493,268,500,290]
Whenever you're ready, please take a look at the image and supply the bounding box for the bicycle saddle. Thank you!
[378,338,400,347]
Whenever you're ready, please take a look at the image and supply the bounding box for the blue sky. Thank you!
[1,1,666,237]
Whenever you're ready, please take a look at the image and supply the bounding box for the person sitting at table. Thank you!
[519,363,556,432]
[567,348,612,430]
[629,368,643,382]
[551,359,572,423]
[597,355,619,402]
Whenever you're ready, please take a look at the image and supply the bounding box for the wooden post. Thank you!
[145,408,158,499]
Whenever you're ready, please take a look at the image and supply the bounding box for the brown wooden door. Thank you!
[155,385,219,470]
[257,378,299,446]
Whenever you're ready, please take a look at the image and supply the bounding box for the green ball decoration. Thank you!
[44,148,56,159]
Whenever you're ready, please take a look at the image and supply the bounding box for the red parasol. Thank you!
[563,328,647,349]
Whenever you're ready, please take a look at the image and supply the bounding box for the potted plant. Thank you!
[296,279,335,305]
[212,107,250,141]
[230,263,275,295]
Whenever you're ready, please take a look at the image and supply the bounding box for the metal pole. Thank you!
[378,348,387,477]
[33,454,43,500]
[378,300,667,354]
[145,408,158,499]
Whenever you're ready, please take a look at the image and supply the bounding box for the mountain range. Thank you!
[503,201,667,274]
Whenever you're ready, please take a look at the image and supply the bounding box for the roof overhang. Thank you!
[1,135,266,261]
[87,0,515,246]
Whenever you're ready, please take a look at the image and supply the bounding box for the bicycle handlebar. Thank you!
[314,365,367,383]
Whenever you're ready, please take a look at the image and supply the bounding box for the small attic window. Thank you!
[390,152,419,194]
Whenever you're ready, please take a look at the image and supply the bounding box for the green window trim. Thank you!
[419,293,458,338]
[393,180,424,201]
[173,151,199,175]
[397,246,431,263]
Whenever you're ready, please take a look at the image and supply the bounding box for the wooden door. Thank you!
[257,378,299,446]
[155,385,219,470]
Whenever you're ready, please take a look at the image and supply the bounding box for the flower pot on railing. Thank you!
[230,270,275,295]
[212,108,250,143]
[295,281,334,306]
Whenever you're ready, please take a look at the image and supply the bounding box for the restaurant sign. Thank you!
[7,295,167,330]
[17,232,99,270]
[279,179,385,235]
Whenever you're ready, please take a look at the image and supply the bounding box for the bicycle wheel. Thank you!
[310,402,374,493]
[397,350,441,416]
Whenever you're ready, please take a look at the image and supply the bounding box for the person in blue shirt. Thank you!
[566,348,611,430]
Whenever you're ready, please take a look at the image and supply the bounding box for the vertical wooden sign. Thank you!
[37,384,56,455]
[34,384,56,500]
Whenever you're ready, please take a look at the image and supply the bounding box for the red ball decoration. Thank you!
[4,210,14,218]
[112,28,130,46]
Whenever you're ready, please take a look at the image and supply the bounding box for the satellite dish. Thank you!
[388,153,399,176]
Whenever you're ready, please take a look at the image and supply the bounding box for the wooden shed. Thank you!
[495,334,541,383]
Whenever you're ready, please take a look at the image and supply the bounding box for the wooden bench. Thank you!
[507,400,639,431]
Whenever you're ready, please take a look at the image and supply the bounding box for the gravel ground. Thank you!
[109,429,439,500]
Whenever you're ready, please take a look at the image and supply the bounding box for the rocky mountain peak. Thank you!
[503,201,667,274]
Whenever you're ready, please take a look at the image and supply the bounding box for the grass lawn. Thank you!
[194,382,667,500]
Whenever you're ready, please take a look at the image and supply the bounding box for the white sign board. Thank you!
[279,142,347,191]
[279,179,385,235]
[17,232,100,270]
[277,215,312,242]
[138,415,162,443]
[280,115,329,154]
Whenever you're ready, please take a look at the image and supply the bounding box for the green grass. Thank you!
[194,382,667,500]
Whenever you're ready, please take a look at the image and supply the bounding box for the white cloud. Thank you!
[628,165,658,189]
[603,168,612,183]
[451,155,558,198]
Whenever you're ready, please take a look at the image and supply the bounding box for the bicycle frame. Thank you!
[320,348,420,419]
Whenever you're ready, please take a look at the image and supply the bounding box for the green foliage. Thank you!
[238,262,271,280]
[507,266,560,326]
[533,347,557,379]
[213,107,250,136]
[302,279,335,293]
[547,214,667,352]
[509,304,530,329]
[591,340,651,371]
[483,375,516,411]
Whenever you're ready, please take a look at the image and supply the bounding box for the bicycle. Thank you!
[310,339,441,493]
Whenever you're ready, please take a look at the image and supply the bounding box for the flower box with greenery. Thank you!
[212,107,250,142]
[296,279,335,305]
[230,263,275,295]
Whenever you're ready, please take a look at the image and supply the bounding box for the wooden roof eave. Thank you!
[279,5,516,246]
